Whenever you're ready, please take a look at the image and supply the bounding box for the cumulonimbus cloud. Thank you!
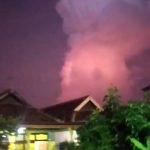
[56,0,150,102]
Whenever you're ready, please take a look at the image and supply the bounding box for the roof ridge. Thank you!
[43,95,89,109]
[0,89,12,99]
[34,108,63,123]
[142,85,150,91]
[0,89,31,107]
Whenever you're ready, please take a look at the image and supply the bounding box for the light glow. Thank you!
[57,0,150,102]
[17,127,26,134]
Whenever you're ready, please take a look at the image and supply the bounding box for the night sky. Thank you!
[0,0,66,107]
[0,0,150,108]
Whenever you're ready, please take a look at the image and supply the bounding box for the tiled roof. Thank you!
[43,95,89,111]
[42,95,98,122]
[0,89,58,125]
[142,85,150,91]
[0,89,101,126]
[0,89,30,106]
[21,108,58,125]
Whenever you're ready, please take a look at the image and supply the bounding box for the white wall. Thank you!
[54,130,78,143]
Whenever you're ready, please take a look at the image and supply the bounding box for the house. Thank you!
[42,95,103,143]
[43,95,102,123]
[0,89,59,150]
[0,89,102,150]
[142,85,150,101]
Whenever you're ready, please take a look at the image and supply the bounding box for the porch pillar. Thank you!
[48,131,56,150]
[68,128,73,142]
[25,130,30,150]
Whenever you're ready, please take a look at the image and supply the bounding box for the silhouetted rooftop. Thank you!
[142,85,150,92]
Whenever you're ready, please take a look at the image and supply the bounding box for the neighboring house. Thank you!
[0,89,59,150]
[0,89,102,150]
[42,96,103,143]
[142,85,150,101]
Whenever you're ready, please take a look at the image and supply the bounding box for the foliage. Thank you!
[59,141,78,150]
[103,85,120,115]
[77,110,115,150]
[129,137,150,150]
[77,85,150,150]
[103,86,128,150]
[0,116,18,134]
[124,102,150,137]
[0,116,19,149]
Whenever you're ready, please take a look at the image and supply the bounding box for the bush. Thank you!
[59,141,77,150]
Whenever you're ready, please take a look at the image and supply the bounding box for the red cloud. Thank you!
[56,0,150,102]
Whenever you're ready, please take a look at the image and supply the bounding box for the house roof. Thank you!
[43,95,89,111]
[42,95,102,123]
[0,89,58,125]
[142,85,150,92]
[0,89,30,106]
[0,89,102,127]
[21,108,59,125]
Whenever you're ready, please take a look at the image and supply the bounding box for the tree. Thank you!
[130,137,148,150]
[103,86,150,150]
[124,102,150,150]
[77,111,115,150]
[77,86,121,150]
[103,86,125,149]
[77,86,150,150]
[103,85,120,117]
[0,116,19,149]
[59,141,77,150]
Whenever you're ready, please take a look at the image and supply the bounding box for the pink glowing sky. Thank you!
[57,0,150,101]
[0,0,150,107]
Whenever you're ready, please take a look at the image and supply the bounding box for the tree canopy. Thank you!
[77,86,150,150]
[0,116,19,149]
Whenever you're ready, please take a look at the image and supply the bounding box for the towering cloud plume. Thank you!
[56,0,150,102]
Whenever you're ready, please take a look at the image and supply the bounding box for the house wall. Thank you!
[8,130,57,150]
[7,128,78,150]
[81,101,97,111]
[54,129,78,144]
